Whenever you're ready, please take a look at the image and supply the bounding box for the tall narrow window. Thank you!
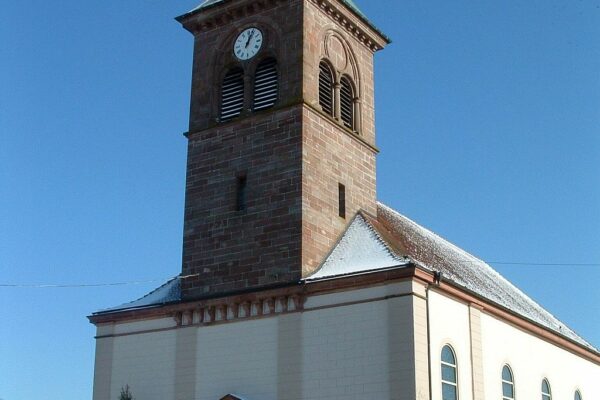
[541,379,552,400]
[319,61,334,116]
[340,76,355,130]
[236,175,247,211]
[502,365,515,400]
[441,345,458,400]
[220,67,244,122]
[253,58,278,111]
[574,390,582,400]
[338,183,346,219]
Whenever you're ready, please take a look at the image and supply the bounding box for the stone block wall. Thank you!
[301,106,377,276]
[179,0,384,298]
[182,106,304,298]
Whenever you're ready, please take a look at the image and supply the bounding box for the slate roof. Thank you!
[307,203,598,352]
[93,203,596,354]
[306,213,409,280]
[96,276,181,313]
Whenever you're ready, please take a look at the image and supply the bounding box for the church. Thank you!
[89,1,600,399]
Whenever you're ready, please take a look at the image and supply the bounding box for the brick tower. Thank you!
[177,0,389,299]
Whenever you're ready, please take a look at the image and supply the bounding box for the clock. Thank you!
[233,27,263,61]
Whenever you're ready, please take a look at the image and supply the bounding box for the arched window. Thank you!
[541,379,552,400]
[220,67,244,122]
[441,345,458,400]
[253,58,278,111]
[574,390,582,400]
[502,365,515,400]
[340,76,355,130]
[318,61,334,116]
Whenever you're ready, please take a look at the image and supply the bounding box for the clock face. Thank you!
[234,28,263,61]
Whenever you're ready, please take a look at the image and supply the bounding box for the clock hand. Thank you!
[245,30,254,48]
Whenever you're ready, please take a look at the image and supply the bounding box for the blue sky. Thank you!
[1,1,598,399]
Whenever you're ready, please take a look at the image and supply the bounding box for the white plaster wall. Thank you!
[428,290,474,400]
[110,329,177,399]
[93,284,418,400]
[428,289,600,400]
[479,312,600,400]
[193,295,415,400]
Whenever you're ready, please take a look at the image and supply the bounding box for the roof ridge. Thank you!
[95,276,181,314]
[377,202,485,266]
[358,210,405,262]
[376,201,596,351]
[306,211,409,280]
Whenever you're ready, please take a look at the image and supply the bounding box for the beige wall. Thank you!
[428,290,474,400]
[95,282,599,400]
[93,282,423,400]
[479,312,599,400]
[428,289,600,400]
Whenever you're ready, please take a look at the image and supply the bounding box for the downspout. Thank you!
[426,270,442,400]
[426,284,433,400]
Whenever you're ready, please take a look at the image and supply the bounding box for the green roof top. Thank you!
[179,0,390,43]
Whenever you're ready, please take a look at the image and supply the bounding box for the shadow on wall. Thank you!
[277,313,303,399]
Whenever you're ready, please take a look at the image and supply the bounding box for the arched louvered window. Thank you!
[441,345,458,400]
[502,365,515,400]
[319,61,334,116]
[541,379,552,400]
[220,67,244,122]
[340,76,355,130]
[253,58,278,111]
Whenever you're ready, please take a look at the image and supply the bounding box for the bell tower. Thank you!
[177,0,389,299]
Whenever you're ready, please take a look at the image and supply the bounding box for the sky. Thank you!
[1,1,599,399]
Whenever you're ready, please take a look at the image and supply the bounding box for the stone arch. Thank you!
[323,28,361,97]
[319,27,362,133]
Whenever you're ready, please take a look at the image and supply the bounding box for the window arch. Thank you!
[502,365,515,400]
[441,345,458,400]
[220,67,244,122]
[318,61,334,117]
[340,75,355,130]
[253,58,278,111]
[574,390,582,400]
[541,379,552,400]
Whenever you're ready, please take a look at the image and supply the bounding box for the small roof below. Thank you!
[91,203,596,354]
[370,202,597,352]
[96,276,181,314]
[306,213,409,280]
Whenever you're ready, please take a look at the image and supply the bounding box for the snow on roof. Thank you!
[189,0,225,13]
[96,276,181,314]
[373,202,597,352]
[92,203,595,353]
[306,214,409,280]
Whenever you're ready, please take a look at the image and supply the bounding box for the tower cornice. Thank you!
[177,0,287,34]
[309,0,390,51]
[177,0,390,52]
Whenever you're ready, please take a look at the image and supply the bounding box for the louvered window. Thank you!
[340,76,354,130]
[253,58,278,111]
[220,68,244,122]
[319,61,334,116]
